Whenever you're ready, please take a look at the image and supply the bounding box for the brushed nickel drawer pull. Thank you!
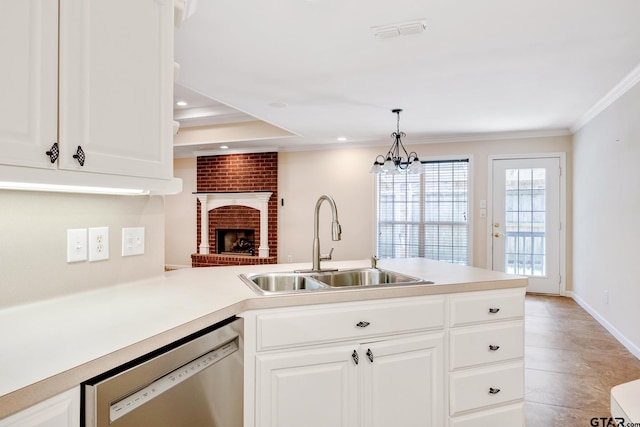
[488,307,500,314]
[489,387,501,394]
[489,345,500,351]
[356,321,370,328]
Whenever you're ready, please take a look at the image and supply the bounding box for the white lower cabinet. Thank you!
[245,296,445,427]
[448,288,525,426]
[0,388,79,427]
[244,288,525,427]
[256,344,358,427]
[255,333,443,427]
[361,334,443,427]
[449,402,524,427]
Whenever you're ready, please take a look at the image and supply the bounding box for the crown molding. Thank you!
[571,63,640,133]
[402,128,572,145]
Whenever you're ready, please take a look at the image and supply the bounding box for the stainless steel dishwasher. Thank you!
[83,317,243,427]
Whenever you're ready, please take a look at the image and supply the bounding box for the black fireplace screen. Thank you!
[216,229,255,255]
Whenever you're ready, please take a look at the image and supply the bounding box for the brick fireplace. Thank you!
[191,153,278,268]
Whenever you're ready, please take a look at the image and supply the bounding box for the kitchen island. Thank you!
[0,258,526,425]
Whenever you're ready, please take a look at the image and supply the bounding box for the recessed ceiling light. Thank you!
[176,101,188,107]
[220,145,229,149]
[337,137,347,142]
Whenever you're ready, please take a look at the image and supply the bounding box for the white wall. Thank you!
[0,191,166,308]
[573,81,640,356]
[164,157,197,268]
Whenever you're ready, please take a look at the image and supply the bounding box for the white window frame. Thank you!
[373,155,474,265]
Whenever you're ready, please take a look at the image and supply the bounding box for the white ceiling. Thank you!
[173,0,640,156]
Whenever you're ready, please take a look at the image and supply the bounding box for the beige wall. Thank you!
[277,135,572,275]
[164,135,572,281]
[573,81,640,356]
[164,157,197,268]
[0,191,165,308]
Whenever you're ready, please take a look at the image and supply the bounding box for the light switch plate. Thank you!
[89,227,109,262]
[122,227,145,256]
[67,228,87,263]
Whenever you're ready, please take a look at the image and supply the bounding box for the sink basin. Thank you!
[240,267,433,294]
[310,268,432,287]
[244,272,328,294]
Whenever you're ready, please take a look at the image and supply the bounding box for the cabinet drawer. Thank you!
[450,361,524,415]
[450,402,524,427]
[449,289,524,327]
[256,297,444,350]
[450,320,524,369]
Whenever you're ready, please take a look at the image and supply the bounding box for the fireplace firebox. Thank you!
[216,229,255,255]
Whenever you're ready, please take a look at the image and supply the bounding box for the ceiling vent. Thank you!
[372,20,427,40]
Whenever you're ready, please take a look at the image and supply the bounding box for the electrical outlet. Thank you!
[67,229,87,262]
[122,227,145,256]
[89,227,109,262]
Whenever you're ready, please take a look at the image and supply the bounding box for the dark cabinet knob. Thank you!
[489,387,501,394]
[356,321,370,328]
[488,307,500,314]
[366,348,374,363]
[72,145,85,166]
[45,142,59,163]
[352,350,359,365]
[489,345,500,351]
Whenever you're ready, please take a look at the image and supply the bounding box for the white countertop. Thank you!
[0,258,526,419]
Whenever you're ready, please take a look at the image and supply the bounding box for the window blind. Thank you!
[376,159,469,265]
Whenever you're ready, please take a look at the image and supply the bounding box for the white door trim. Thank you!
[487,152,567,295]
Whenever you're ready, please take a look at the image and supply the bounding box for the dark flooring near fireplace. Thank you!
[524,295,640,426]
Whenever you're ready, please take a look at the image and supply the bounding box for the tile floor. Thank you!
[524,294,640,426]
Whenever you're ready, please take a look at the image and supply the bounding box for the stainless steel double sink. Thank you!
[239,267,434,295]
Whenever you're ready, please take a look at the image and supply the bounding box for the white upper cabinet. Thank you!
[0,0,58,170]
[58,0,174,179]
[0,0,179,194]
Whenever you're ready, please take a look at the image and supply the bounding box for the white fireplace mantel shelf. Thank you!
[194,192,273,257]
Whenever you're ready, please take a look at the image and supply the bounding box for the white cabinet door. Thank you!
[59,0,174,179]
[255,344,358,427]
[0,388,80,427]
[361,333,444,427]
[0,0,58,170]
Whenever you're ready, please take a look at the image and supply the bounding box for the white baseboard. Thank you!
[567,291,640,360]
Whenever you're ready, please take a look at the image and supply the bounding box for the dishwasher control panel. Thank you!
[109,339,239,422]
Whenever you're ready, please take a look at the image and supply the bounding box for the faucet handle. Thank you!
[320,247,334,261]
[371,255,378,268]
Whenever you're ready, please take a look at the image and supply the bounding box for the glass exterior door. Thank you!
[492,158,561,294]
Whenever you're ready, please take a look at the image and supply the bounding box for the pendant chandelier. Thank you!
[369,109,423,175]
